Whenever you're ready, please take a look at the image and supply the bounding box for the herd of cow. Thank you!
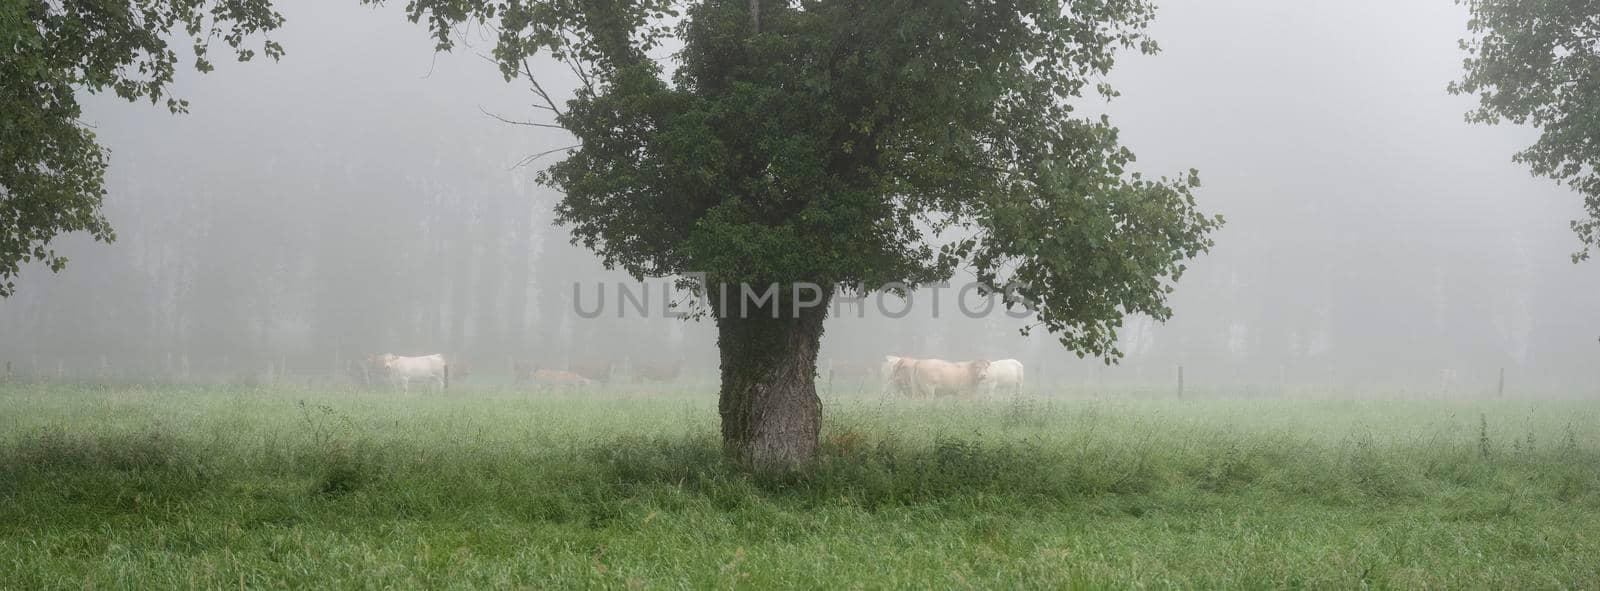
[356,352,1025,398]
[878,356,1025,398]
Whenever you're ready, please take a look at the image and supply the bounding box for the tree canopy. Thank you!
[1452,0,1600,262]
[396,0,1222,360]
[0,0,285,295]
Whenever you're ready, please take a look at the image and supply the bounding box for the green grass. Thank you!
[1,381,1598,589]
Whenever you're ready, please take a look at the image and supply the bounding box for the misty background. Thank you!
[1,0,1596,394]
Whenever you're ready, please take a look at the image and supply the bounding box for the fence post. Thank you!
[1497,368,1505,398]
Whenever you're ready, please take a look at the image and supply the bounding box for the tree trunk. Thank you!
[715,285,830,471]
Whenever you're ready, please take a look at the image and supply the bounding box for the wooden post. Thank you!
[1497,367,1505,398]
[1177,365,1185,398]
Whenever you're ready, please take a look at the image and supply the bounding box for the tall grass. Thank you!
[1,382,1598,588]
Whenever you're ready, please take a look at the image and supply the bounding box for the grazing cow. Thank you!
[978,359,1025,397]
[533,369,593,388]
[370,353,449,392]
[569,359,614,383]
[880,355,917,396]
[905,358,989,398]
[633,360,683,383]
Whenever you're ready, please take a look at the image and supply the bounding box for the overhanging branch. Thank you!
[511,144,581,169]
[477,105,565,130]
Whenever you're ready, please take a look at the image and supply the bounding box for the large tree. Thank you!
[1452,0,1600,262]
[393,0,1221,469]
[0,0,284,296]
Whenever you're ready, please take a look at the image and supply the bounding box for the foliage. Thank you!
[391,0,1222,360]
[2,383,1600,587]
[0,0,285,295]
[1451,0,1600,262]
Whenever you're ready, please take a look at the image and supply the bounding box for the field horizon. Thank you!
[2,381,1598,588]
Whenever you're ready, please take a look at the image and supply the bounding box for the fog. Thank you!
[2,0,1596,394]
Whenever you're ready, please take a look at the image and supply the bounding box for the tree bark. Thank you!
[715,285,830,471]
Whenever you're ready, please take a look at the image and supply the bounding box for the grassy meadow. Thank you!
[2,380,1599,589]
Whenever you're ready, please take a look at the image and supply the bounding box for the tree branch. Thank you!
[520,58,565,117]
[477,105,565,129]
[557,27,596,91]
[511,144,581,169]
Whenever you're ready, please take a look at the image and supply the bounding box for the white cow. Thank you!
[905,358,989,398]
[371,353,449,392]
[880,355,902,395]
[880,355,918,396]
[978,359,1025,398]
